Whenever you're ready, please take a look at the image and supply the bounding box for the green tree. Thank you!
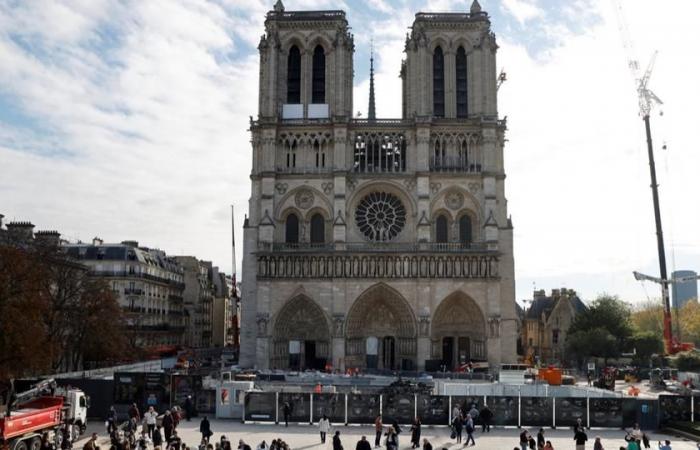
[567,294,634,360]
[566,327,619,365]
[629,331,664,363]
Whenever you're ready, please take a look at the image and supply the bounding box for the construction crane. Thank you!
[611,0,693,354]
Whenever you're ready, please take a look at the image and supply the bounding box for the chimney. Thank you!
[533,289,546,300]
[121,240,138,248]
[92,237,104,246]
[551,289,561,298]
[35,230,61,247]
[0,213,4,228]
[7,221,35,241]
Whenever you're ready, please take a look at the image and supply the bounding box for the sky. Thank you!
[0,0,698,307]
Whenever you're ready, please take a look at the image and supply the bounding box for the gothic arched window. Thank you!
[456,46,468,118]
[433,46,445,117]
[287,45,301,104]
[436,215,448,243]
[459,215,472,246]
[285,213,299,243]
[310,213,325,244]
[312,45,325,104]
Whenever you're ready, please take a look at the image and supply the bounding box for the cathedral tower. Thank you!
[241,0,517,371]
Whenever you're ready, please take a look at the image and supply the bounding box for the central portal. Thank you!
[345,284,417,370]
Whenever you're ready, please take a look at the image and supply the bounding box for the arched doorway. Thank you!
[271,295,331,370]
[432,292,487,370]
[345,284,417,370]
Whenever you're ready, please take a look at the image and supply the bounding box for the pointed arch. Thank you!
[271,295,331,369]
[431,291,487,365]
[456,46,468,118]
[433,46,445,117]
[312,44,326,104]
[287,45,301,104]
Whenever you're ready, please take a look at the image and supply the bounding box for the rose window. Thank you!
[355,192,406,242]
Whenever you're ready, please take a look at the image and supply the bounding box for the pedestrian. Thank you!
[282,402,291,428]
[658,440,671,450]
[238,440,252,450]
[479,405,493,433]
[152,427,163,449]
[452,414,463,443]
[593,437,603,450]
[468,404,479,421]
[171,407,181,429]
[83,433,99,450]
[200,416,212,444]
[519,430,529,450]
[167,431,181,450]
[106,406,118,436]
[356,436,371,450]
[385,428,398,450]
[422,439,432,450]
[333,431,343,450]
[390,420,401,448]
[137,431,150,450]
[410,418,421,449]
[544,441,554,450]
[574,428,588,450]
[464,415,475,447]
[129,403,141,424]
[528,434,536,450]
[256,441,268,450]
[574,418,584,435]
[641,434,650,449]
[162,410,174,442]
[374,415,383,448]
[319,415,331,444]
[144,407,157,438]
[185,396,194,422]
[222,437,232,450]
[631,424,643,442]
[537,428,545,450]
[452,404,461,422]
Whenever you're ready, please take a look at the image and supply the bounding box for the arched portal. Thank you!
[431,292,487,369]
[272,295,331,370]
[345,284,417,370]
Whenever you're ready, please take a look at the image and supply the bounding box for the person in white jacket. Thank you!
[318,415,332,443]
[143,406,158,438]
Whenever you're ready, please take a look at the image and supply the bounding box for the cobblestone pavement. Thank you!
[79,419,699,450]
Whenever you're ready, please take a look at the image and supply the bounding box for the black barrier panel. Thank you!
[313,393,345,423]
[197,390,216,415]
[57,378,115,420]
[279,393,311,424]
[590,398,623,428]
[695,396,700,422]
[486,396,517,426]
[417,395,449,425]
[383,393,415,425]
[521,397,552,427]
[244,392,276,422]
[622,398,639,428]
[347,394,380,424]
[554,397,586,428]
[171,375,203,412]
[451,396,483,419]
[659,395,691,424]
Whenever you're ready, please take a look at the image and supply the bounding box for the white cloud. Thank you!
[500,0,544,25]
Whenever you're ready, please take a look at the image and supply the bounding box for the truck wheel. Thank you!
[13,439,28,450]
[27,437,41,450]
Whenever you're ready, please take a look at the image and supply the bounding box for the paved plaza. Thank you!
[82,419,699,450]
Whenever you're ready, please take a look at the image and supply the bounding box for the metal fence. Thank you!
[243,392,693,430]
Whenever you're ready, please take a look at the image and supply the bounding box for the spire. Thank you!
[273,0,284,13]
[470,0,482,14]
[368,39,376,121]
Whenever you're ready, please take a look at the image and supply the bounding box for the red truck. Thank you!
[0,380,88,450]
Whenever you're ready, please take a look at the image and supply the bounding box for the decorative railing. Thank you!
[430,156,482,173]
[265,241,489,253]
[257,253,498,280]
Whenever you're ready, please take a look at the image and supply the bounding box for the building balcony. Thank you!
[256,241,499,281]
[92,270,185,289]
[124,288,144,295]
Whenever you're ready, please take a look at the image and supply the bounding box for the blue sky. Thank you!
[0,0,698,306]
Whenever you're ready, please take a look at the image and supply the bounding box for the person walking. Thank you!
[107,406,118,436]
[464,414,475,447]
[593,437,603,450]
[410,418,421,449]
[162,410,174,442]
[641,434,650,449]
[374,415,383,448]
[479,405,493,433]
[200,416,212,444]
[256,441,268,450]
[356,436,371,450]
[152,426,163,449]
[319,415,331,444]
[332,431,343,450]
[421,439,432,450]
[574,428,588,450]
[282,402,291,428]
[129,403,141,424]
[658,440,672,450]
[184,396,194,422]
[83,433,99,450]
[544,441,554,450]
[537,429,545,450]
[452,414,463,443]
[385,428,398,450]
[519,430,529,450]
[144,407,157,438]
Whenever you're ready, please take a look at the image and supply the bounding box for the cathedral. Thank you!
[240,0,518,371]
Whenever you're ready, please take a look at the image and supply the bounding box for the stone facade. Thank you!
[240,1,517,371]
[521,288,587,364]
